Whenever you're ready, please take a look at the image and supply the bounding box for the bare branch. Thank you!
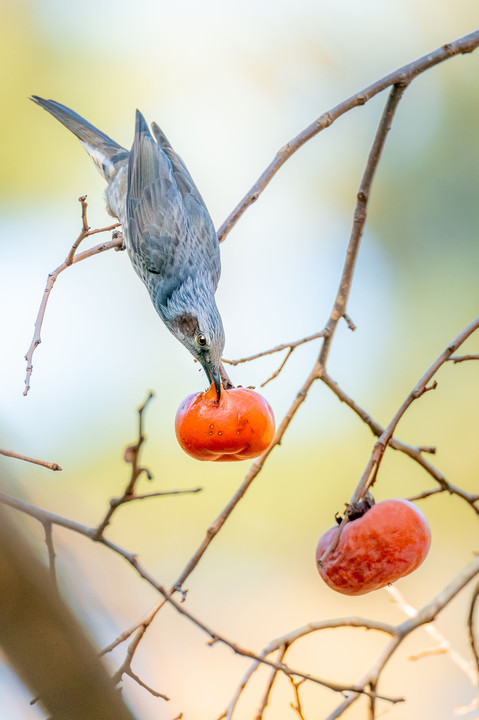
[223,644,289,720]
[0,448,62,471]
[255,646,287,720]
[223,330,326,367]
[43,522,58,594]
[100,626,138,657]
[289,676,307,720]
[222,329,327,386]
[23,197,123,396]
[125,668,169,701]
[387,586,477,684]
[95,393,155,538]
[3,482,478,717]
[320,372,479,515]
[468,581,479,679]
[318,82,408,369]
[261,348,294,387]
[0,490,401,704]
[326,556,479,719]
[354,316,479,501]
[115,488,202,505]
[218,30,479,244]
[406,487,445,502]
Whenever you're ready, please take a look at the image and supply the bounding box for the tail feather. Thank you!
[31,96,128,181]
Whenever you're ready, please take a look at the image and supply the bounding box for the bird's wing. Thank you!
[151,121,204,203]
[127,111,221,304]
[151,122,221,279]
[31,96,128,181]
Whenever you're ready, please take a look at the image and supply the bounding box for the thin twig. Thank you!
[112,615,169,701]
[217,30,479,243]
[223,330,326,365]
[125,668,169,701]
[222,329,327,387]
[261,348,294,387]
[449,354,479,363]
[101,600,167,659]
[114,488,202,505]
[222,645,286,720]
[23,197,122,396]
[43,522,58,594]
[318,82,408,370]
[256,646,288,720]
[289,677,307,720]
[468,581,479,679]
[94,390,200,680]
[100,626,138,657]
[387,586,477,684]
[95,393,155,539]
[0,448,62,471]
[406,487,445,502]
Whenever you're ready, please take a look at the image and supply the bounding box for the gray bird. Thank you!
[31,96,226,398]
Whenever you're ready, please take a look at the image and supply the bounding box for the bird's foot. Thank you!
[112,230,126,251]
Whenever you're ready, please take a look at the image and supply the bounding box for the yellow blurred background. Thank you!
[1,0,478,718]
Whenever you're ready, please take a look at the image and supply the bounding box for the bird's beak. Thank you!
[211,367,222,401]
[203,362,222,401]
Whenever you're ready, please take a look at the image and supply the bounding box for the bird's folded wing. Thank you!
[127,112,220,293]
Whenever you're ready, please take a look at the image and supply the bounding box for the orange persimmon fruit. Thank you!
[315,499,431,595]
[175,384,275,461]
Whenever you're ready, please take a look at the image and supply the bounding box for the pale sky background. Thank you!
[1,2,479,719]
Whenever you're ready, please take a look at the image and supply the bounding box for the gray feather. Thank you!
[32,97,226,391]
[127,111,221,308]
[31,96,128,181]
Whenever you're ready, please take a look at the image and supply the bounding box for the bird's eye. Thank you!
[196,333,207,347]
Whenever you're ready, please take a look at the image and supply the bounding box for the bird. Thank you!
[31,95,226,398]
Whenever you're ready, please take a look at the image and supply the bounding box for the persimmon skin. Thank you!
[316,499,431,596]
[175,384,275,462]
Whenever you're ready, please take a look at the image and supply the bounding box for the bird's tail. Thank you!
[128,109,169,192]
[31,96,129,182]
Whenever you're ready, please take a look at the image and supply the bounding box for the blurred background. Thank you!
[1,0,478,717]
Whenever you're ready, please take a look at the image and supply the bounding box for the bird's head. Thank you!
[170,305,225,400]
[160,275,225,399]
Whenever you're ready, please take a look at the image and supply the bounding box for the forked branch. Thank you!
[23,196,122,396]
